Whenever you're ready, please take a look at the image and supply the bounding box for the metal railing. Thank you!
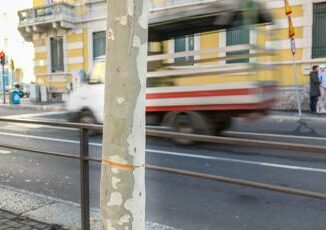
[0,118,101,230]
[0,117,326,230]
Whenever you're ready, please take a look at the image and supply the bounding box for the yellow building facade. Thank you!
[17,0,326,100]
[19,0,104,101]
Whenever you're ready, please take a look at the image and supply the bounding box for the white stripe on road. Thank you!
[1,111,67,119]
[0,131,84,145]
[146,149,326,174]
[25,124,75,131]
[0,123,75,131]
[0,131,325,174]
[224,131,326,141]
[0,149,11,154]
[0,112,75,130]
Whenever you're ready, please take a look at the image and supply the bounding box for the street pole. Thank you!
[284,0,301,116]
[2,64,5,104]
[291,54,302,116]
[100,0,148,229]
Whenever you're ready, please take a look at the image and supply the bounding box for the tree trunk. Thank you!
[100,0,148,229]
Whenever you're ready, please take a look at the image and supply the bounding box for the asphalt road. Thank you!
[0,108,326,230]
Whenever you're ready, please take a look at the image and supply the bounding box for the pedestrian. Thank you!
[310,65,321,113]
[318,64,326,113]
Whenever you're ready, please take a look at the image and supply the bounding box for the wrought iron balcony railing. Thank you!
[18,3,75,32]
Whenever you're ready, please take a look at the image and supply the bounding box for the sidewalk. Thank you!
[0,185,179,230]
[269,110,326,121]
[0,98,64,112]
[0,184,91,230]
[0,209,65,230]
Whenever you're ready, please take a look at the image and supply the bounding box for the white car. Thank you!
[66,59,105,124]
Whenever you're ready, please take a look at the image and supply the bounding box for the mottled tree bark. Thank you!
[100,0,148,229]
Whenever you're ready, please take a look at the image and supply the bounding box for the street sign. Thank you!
[290,37,296,56]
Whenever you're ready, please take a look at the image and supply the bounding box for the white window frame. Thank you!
[92,30,106,60]
[168,34,200,64]
[86,20,107,72]
[47,34,67,74]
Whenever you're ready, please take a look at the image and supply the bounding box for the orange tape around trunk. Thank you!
[102,159,136,172]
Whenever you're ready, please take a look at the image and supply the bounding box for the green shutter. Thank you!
[226,27,250,64]
[312,3,326,58]
[50,37,64,73]
[93,31,106,60]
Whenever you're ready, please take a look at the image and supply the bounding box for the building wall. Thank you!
[33,0,78,7]
[267,0,306,86]
[26,0,326,95]
[31,0,105,93]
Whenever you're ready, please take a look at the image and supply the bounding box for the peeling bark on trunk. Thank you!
[100,0,148,229]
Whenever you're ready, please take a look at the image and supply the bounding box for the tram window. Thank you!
[174,35,194,64]
[226,27,250,64]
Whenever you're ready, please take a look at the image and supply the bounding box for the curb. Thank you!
[268,112,326,121]
[0,104,65,112]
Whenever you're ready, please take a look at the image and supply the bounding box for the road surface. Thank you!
[0,108,325,230]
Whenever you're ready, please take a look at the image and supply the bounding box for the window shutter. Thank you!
[93,31,106,60]
[312,3,326,58]
[50,37,64,73]
[50,38,57,72]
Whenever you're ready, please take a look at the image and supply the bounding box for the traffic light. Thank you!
[0,51,5,65]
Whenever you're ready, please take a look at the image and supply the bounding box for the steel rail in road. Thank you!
[223,130,326,142]
[145,165,326,201]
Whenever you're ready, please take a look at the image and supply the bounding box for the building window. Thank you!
[50,37,64,73]
[4,38,9,48]
[93,31,106,60]
[174,35,194,64]
[3,13,7,23]
[312,2,326,58]
[226,27,250,64]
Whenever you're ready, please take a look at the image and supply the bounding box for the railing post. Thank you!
[80,128,90,230]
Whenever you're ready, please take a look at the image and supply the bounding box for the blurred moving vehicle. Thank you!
[66,59,105,125]
[66,0,277,143]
